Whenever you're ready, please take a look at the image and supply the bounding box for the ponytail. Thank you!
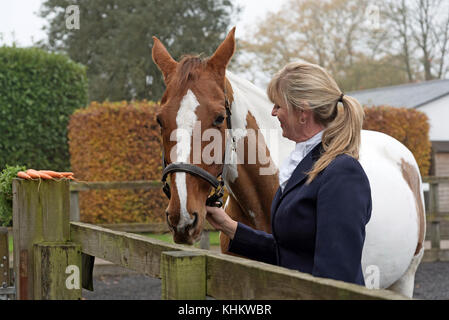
[306,94,364,183]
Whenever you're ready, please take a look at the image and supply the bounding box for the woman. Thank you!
[206,61,372,286]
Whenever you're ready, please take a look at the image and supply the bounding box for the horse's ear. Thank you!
[207,27,236,77]
[152,36,177,82]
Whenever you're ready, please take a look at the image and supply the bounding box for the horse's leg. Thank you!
[220,193,255,255]
[387,247,424,298]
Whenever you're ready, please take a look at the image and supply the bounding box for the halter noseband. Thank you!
[160,91,232,208]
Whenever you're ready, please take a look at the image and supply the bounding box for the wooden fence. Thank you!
[422,176,449,262]
[11,179,409,300]
[69,180,212,249]
[69,177,449,261]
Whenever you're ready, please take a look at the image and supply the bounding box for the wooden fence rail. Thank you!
[12,178,409,300]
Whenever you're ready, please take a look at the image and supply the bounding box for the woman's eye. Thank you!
[213,115,225,126]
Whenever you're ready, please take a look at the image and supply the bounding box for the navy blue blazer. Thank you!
[228,143,372,285]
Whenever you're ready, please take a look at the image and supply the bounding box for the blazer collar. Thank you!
[280,142,323,200]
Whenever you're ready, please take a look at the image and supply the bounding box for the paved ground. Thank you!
[414,261,449,299]
[82,260,449,300]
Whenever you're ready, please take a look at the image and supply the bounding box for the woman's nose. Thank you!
[271,105,277,117]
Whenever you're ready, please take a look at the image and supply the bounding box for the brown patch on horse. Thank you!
[225,111,279,233]
[401,159,426,255]
[220,194,254,256]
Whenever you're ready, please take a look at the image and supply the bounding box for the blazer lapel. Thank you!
[279,143,323,201]
[271,143,324,220]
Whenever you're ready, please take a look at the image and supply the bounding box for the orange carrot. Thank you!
[38,172,53,179]
[39,170,63,178]
[17,171,32,179]
[59,172,74,177]
[26,169,41,179]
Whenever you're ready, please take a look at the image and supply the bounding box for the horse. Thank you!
[151,27,426,298]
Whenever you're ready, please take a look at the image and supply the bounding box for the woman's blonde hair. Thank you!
[267,61,364,183]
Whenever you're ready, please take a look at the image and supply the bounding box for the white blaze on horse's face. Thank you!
[174,89,200,231]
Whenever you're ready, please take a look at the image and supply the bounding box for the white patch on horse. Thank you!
[225,71,295,167]
[223,71,295,187]
[175,89,199,231]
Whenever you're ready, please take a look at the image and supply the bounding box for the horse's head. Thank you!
[152,28,236,244]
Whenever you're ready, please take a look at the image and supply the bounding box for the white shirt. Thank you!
[279,130,324,192]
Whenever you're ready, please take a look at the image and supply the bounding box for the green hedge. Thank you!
[0,47,88,171]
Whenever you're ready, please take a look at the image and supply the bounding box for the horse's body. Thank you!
[223,70,425,297]
[152,28,425,298]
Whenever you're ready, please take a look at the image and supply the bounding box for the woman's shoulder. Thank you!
[321,153,366,178]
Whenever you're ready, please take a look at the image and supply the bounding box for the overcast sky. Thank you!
[0,0,286,47]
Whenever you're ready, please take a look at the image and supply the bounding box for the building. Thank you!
[349,79,449,212]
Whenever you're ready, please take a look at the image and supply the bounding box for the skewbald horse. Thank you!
[152,28,426,298]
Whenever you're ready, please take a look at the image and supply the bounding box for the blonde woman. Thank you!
[206,61,372,285]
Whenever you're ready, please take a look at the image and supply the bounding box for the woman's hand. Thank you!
[206,205,238,240]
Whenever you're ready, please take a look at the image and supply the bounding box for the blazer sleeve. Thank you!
[312,156,372,284]
[228,222,277,264]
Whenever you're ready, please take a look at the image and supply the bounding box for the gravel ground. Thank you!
[82,261,449,300]
[82,274,162,300]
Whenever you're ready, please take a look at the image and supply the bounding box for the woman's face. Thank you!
[271,102,304,141]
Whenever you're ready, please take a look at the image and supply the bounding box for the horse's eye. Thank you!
[213,115,225,126]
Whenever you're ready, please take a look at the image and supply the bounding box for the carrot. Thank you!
[65,175,75,180]
[38,172,53,179]
[59,172,74,177]
[26,169,41,179]
[39,170,63,178]
[17,171,32,179]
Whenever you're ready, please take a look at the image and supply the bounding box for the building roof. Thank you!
[432,141,449,153]
[348,79,449,109]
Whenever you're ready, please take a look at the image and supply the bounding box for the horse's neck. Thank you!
[223,72,295,231]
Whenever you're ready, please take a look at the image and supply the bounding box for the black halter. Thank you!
[160,91,232,208]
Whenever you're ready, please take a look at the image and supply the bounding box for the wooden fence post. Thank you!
[70,190,80,222]
[431,221,441,250]
[428,182,439,216]
[12,179,82,300]
[34,243,82,299]
[0,227,9,288]
[161,251,206,300]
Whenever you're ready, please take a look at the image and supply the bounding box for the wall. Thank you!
[419,95,449,141]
